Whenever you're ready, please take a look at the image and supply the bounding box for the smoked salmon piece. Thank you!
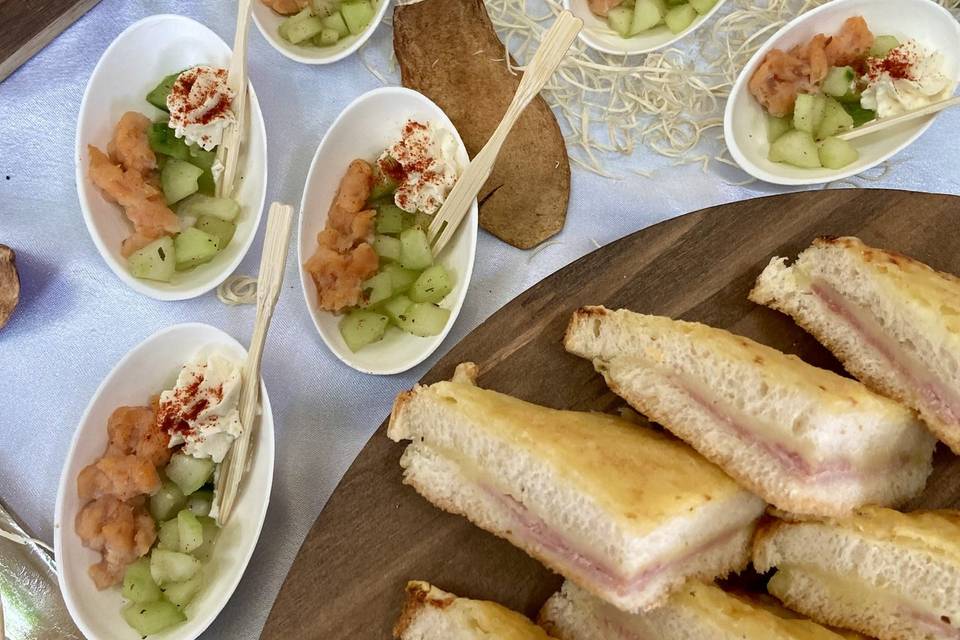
[108,112,157,175]
[77,454,161,502]
[76,496,156,589]
[261,0,309,15]
[107,405,172,468]
[587,0,624,16]
[825,16,875,66]
[305,243,380,311]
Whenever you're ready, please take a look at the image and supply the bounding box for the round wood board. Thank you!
[261,189,960,639]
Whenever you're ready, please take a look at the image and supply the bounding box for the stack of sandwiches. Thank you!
[385,236,960,640]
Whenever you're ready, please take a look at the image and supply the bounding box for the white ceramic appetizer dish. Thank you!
[563,0,729,56]
[75,14,268,300]
[298,87,478,376]
[54,322,274,640]
[252,0,390,65]
[724,0,960,186]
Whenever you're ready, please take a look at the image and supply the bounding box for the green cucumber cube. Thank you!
[341,0,375,35]
[381,294,413,325]
[163,572,203,608]
[409,265,454,304]
[177,510,204,554]
[158,518,180,551]
[195,215,236,249]
[165,453,215,495]
[313,28,341,46]
[376,204,405,234]
[339,310,389,352]
[186,490,214,517]
[123,558,162,603]
[395,303,451,337]
[148,122,190,160]
[689,0,717,14]
[150,549,200,585]
[664,4,697,33]
[122,600,186,635]
[177,194,240,221]
[792,93,826,134]
[381,263,418,294]
[817,97,855,140]
[818,137,859,169]
[769,130,821,168]
[631,0,666,34]
[146,72,182,113]
[842,103,876,127]
[173,227,221,271]
[161,158,203,205]
[192,516,220,562]
[322,12,350,38]
[399,228,433,271]
[128,236,176,282]
[373,235,401,262]
[361,271,393,308]
[822,66,856,98]
[767,114,792,143]
[606,7,634,37]
[149,480,187,522]
[311,0,340,16]
[870,35,900,58]
[280,8,326,44]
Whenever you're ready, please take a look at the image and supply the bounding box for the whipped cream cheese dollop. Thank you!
[157,353,243,463]
[377,120,461,215]
[166,65,237,151]
[860,40,955,118]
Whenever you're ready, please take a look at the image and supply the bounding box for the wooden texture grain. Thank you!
[0,0,101,82]
[261,189,960,639]
[393,0,571,250]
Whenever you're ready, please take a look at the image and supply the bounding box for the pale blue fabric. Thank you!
[1,1,958,637]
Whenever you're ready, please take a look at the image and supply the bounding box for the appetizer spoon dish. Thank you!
[54,323,274,640]
[724,0,960,186]
[75,14,268,300]
[298,87,478,375]
[562,0,729,56]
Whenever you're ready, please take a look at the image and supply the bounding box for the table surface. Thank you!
[1,1,958,638]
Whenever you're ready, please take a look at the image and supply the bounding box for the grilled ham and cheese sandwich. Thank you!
[387,363,766,613]
[563,306,936,517]
[754,506,960,640]
[751,235,960,454]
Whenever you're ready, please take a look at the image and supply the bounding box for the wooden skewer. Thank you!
[215,202,294,526]
[427,11,582,256]
[836,95,960,141]
[216,0,253,199]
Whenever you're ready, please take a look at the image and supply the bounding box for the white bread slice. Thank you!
[394,581,555,639]
[388,364,766,613]
[750,236,960,453]
[563,306,935,517]
[538,579,853,640]
[753,506,960,640]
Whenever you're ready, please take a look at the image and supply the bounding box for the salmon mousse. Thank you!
[262,0,378,49]
[75,352,244,636]
[87,67,243,282]
[305,120,462,353]
[749,17,955,171]
[588,0,719,39]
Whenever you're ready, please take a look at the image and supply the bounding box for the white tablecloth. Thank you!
[1,1,958,637]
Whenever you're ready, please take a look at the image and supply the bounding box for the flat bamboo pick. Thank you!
[216,0,253,199]
[215,202,294,525]
[837,95,960,141]
[427,11,582,255]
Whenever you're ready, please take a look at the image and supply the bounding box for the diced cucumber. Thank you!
[817,97,854,140]
[174,227,221,271]
[177,510,204,554]
[311,0,340,16]
[161,159,203,205]
[339,310,389,352]
[322,12,350,38]
[376,204,405,234]
[165,453,215,496]
[122,600,186,635]
[313,28,341,46]
[394,303,451,338]
[146,72,181,113]
[186,490,214,517]
[768,130,821,168]
[818,136,859,169]
[177,193,240,221]
[195,215,236,249]
[148,122,190,160]
[280,11,326,44]
[689,0,718,14]
[870,35,900,58]
[399,228,433,271]
[361,271,393,308]
[158,518,180,551]
[373,235,401,262]
[822,66,856,98]
[409,265,454,304]
[150,549,200,585]
[842,103,876,127]
[192,516,220,562]
[631,0,667,34]
[123,558,162,603]
[792,93,826,134]
[128,236,176,282]
[341,0,375,35]
[767,114,792,143]
[606,7,634,37]
[381,263,418,294]
[150,480,187,522]
[380,294,413,325]
[163,572,203,608]
[187,145,217,196]
[664,4,697,33]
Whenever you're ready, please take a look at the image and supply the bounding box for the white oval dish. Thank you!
[563,0,729,56]
[724,0,960,186]
[54,322,274,640]
[75,14,268,300]
[252,0,390,65]
[298,87,478,376]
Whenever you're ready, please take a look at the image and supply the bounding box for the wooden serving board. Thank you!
[0,0,100,83]
[261,189,960,639]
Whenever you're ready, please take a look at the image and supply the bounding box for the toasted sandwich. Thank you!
[751,235,960,454]
[394,581,555,639]
[539,579,861,640]
[387,363,766,613]
[753,506,960,640]
[563,306,936,517]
